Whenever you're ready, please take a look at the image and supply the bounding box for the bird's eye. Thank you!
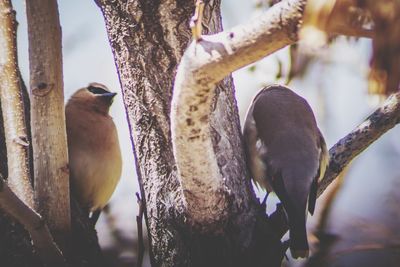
[88,85,109,95]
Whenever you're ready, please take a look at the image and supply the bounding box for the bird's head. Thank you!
[68,82,117,115]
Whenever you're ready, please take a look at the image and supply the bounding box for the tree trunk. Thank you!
[96,1,285,266]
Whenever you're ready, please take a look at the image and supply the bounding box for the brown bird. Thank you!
[243,85,328,258]
[66,82,122,224]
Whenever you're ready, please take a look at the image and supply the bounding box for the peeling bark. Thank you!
[95,1,193,264]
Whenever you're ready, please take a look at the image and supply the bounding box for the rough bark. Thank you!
[0,0,34,209]
[95,1,285,266]
[25,0,71,245]
[95,0,193,264]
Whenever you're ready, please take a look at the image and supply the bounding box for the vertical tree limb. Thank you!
[25,0,70,246]
[95,1,196,265]
[0,0,34,209]
[0,4,41,264]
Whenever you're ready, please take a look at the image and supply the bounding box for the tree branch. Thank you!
[97,1,270,264]
[180,0,306,86]
[270,91,400,240]
[171,0,309,226]
[0,176,65,266]
[272,89,400,238]
[26,0,70,245]
[0,0,34,209]
[318,91,400,197]
[170,0,385,228]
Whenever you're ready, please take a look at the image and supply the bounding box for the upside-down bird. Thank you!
[66,82,122,224]
[243,85,328,258]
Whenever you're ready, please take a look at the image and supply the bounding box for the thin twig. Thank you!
[0,175,66,266]
[136,192,145,267]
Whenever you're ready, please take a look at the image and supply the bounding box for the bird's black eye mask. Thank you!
[88,85,110,95]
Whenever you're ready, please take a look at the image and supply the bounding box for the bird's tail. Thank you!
[289,213,309,259]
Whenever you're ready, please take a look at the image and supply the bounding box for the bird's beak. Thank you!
[99,92,117,106]
[102,92,117,98]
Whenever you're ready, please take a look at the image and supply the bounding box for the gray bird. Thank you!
[243,85,328,258]
[66,82,122,224]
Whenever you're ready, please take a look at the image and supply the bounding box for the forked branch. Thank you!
[171,0,387,228]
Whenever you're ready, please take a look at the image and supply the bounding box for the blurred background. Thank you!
[12,1,400,266]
